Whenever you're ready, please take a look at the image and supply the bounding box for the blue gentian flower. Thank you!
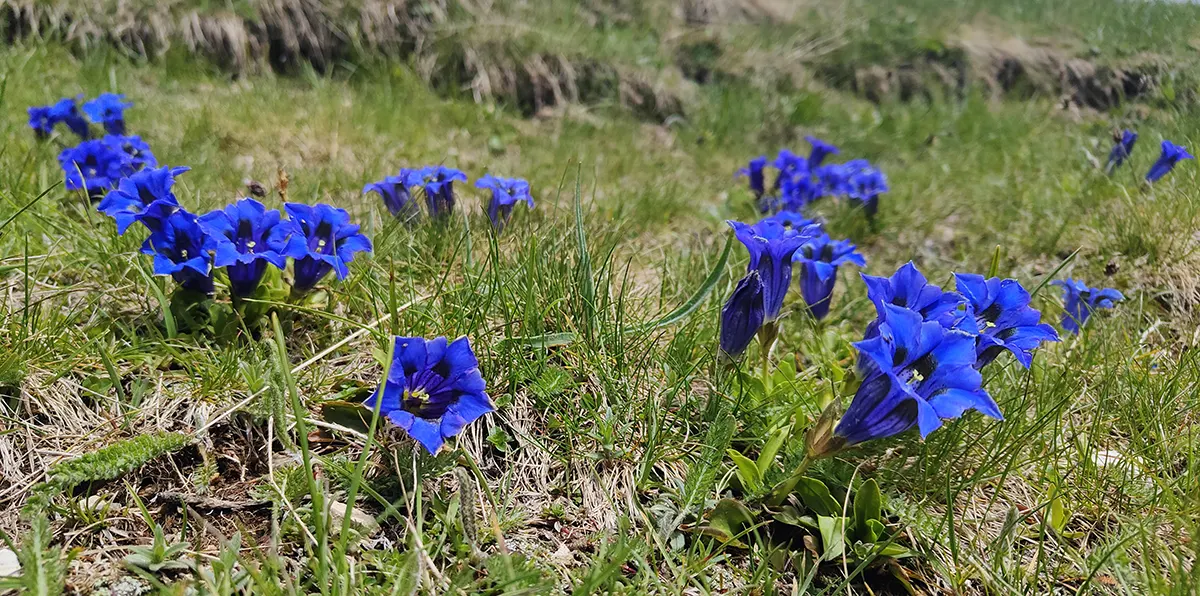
[772,149,807,191]
[57,140,134,196]
[1105,130,1137,173]
[27,106,56,138]
[199,199,290,297]
[862,262,966,332]
[729,220,818,321]
[1146,140,1193,182]
[364,169,423,221]
[780,173,825,212]
[738,156,768,198]
[720,271,765,358]
[140,209,216,294]
[849,166,889,218]
[805,136,839,170]
[280,203,373,292]
[792,233,866,320]
[49,98,90,139]
[413,166,468,218]
[1053,279,1125,335]
[475,174,534,230]
[83,93,133,135]
[954,274,1059,368]
[363,335,493,454]
[102,135,156,172]
[97,166,189,234]
[815,163,853,197]
[834,304,1001,445]
[752,210,815,240]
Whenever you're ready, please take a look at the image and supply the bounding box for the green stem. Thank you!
[271,314,328,593]
[765,453,815,508]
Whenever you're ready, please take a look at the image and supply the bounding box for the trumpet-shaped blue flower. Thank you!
[412,166,468,218]
[199,199,290,297]
[58,140,134,196]
[102,135,156,172]
[364,169,423,220]
[752,211,816,240]
[778,173,822,212]
[476,174,534,230]
[805,136,839,170]
[862,262,966,332]
[954,274,1059,368]
[729,220,818,321]
[737,156,768,200]
[27,106,56,138]
[364,336,493,454]
[280,203,373,292]
[772,149,807,190]
[1053,279,1124,335]
[49,98,90,139]
[720,271,765,357]
[1105,130,1137,173]
[1146,140,1193,182]
[849,165,888,217]
[792,233,866,319]
[97,166,189,234]
[83,93,133,135]
[140,209,216,294]
[834,304,1000,445]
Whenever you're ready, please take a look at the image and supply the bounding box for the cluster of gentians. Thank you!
[738,136,889,217]
[365,167,534,230]
[29,94,161,199]
[722,138,877,359]
[122,178,372,297]
[1103,129,1192,182]
[30,93,372,298]
[828,263,1060,448]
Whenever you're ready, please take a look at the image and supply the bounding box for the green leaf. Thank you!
[700,498,755,548]
[1047,486,1069,534]
[864,519,886,544]
[631,231,735,333]
[772,506,817,531]
[756,424,791,476]
[726,449,762,493]
[392,551,421,596]
[319,401,373,433]
[817,515,846,560]
[794,477,842,517]
[853,479,882,542]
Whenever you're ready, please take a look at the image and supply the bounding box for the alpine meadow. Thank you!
[5,0,1200,594]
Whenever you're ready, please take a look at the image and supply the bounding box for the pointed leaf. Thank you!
[756,424,791,476]
[726,449,762,493]
[853,479,882,541]
[795,477,842,517]
[817,515,846,560]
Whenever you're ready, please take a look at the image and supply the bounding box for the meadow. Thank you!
[3,0,1200,594]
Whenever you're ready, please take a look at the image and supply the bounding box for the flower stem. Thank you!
[765,453,815,507]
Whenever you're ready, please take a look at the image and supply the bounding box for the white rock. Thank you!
[0,548,19,577]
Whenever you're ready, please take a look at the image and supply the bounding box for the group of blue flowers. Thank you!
[364,167,534,231]
[1104,129,1193,182]
[29,94,517,458]
[722,136,1130,452]
[30,94,373,298]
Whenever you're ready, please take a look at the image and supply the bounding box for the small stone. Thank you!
[329,501,379,536]
[550,543,574,567]
[0,548,18,577]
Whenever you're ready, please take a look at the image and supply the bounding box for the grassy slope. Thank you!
[3,0,1200,593]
